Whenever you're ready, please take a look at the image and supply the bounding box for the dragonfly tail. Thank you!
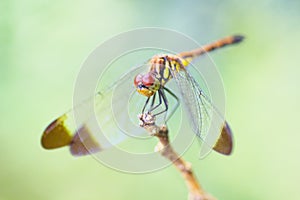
[179,35,244,66]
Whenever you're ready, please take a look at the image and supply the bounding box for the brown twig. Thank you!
[139,113,216,200]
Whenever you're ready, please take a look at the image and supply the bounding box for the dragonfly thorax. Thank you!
[134,73,160,97]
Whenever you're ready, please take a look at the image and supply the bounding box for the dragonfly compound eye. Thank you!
[133,73,156,97]
[134,74,143,87]
[142,73,157,87]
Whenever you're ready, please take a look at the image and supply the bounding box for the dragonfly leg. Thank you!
[153,89,168,117]
[148,87,180,121]
[149,92,157,110]
[142,97,151,114]
[149,91,162,112]
[163,87,180,121]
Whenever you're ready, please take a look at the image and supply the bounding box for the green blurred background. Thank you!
[1,0,299,199]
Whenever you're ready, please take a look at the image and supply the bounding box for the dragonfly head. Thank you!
[134,73,160,97]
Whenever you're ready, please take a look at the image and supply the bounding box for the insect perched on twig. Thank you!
[41,35,244,157]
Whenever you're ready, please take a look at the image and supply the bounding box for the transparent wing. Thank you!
[169,64,227,157]
[42,64,150,156]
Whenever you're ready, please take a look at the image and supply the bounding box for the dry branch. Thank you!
[139,113,216,200]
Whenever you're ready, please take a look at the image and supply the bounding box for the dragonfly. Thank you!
[41,35,244,157]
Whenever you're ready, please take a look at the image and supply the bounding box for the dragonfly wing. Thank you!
[188,75,233,155]
[41,111,103,156]
[169,65,232,157]
[42,65,148,156]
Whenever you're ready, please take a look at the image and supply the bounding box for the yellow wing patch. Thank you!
[41,114,72,149]
[213,122,233,155]
[41,114,102,156]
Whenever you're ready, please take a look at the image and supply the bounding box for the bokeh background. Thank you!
[1,0,299,200]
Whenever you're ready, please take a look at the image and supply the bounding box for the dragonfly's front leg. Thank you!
[142,96,151,114]
[142,92,162,115]
[149,91,162,113]
[153,89,168,117]
[163,87,180,122]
